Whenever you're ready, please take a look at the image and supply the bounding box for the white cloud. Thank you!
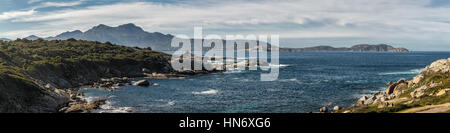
[28,0,43,4]
[35,0,85,8]
[0,9,36,21]
[0,0,84,21]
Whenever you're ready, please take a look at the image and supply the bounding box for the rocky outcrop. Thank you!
[341,58,450,113]
[59,99,106,113]
[0,39,182,113]
[133,80,150,86]
[423,58,450,74]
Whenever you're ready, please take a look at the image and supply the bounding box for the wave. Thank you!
[259,64,291,69]
[192,89,219,95]
[278,78,297,82]
[378,68,423,75]
[78,95,134,113]
[167,101,176,106]
[223,70,244,73]
[92,101,134,113]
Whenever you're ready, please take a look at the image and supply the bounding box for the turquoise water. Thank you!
[81,52,450,113]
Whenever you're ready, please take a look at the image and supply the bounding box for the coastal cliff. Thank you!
[0,39,178,112]
[280,44,409,52]
[337,58,450,113]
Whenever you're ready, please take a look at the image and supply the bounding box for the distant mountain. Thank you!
[0,38,11,41]
[279,44,409,52]
[46,30,82,40]
[25,35,42,40]
[45,23,174,51]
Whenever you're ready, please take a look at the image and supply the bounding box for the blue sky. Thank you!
[1,0,450,51]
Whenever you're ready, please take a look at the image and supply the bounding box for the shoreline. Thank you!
[59,70,222,113]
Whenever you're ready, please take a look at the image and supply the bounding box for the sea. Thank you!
[80,52,450,113]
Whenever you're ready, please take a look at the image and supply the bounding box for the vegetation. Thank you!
[0,38,171,112]
[0,38,169,80]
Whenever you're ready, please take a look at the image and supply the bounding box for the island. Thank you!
[279,44,409,52]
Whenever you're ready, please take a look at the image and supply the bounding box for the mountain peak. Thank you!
[92,24,111,29]
[117,23,144,31]
[25,35,41,40]
[119,23,137,27]
[53,30,83,39]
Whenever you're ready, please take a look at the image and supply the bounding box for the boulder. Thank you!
[436,88,450,96]
[410,86,428,98]
[386,79,409,95]
[133,80,150,86]
[45,83,52,89]
[319,107,328,113]
[377,102,394,108]
[393,83,408,96]
[396,78,407,84]
[411,75,424,85]
[357,96,368,105]
[333,106,341,111]
[63,99,106,113]
[386,84,396,95]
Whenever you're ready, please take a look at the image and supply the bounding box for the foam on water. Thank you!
[378,69,423,75]
[192,89,219,95]
[95,101,134,113]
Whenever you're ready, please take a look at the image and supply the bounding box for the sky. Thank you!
[1,0,450,51]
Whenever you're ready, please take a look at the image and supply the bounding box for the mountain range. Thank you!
[3,23,408,52]
[21,23,175,51]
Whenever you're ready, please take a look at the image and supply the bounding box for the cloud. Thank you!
[34,0,85,8]
[1,0,85,21]
[2,0,450,50]
[0,9,36,21]
[28,0,43,4]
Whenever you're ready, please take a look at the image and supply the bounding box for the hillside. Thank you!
[280,44,409,52]
[338,58,450,113]
[0,39,174,112]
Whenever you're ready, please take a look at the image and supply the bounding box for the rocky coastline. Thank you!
[58,68,221,113]
[324,58,450,113]
[0,39,225,113]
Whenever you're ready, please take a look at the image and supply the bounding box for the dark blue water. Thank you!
[81,52,450,113]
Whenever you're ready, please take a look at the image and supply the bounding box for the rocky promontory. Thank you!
[0,39,218,113]
[338,58,450,113]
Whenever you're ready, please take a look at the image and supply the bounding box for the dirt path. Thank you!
[399,102,450,113]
